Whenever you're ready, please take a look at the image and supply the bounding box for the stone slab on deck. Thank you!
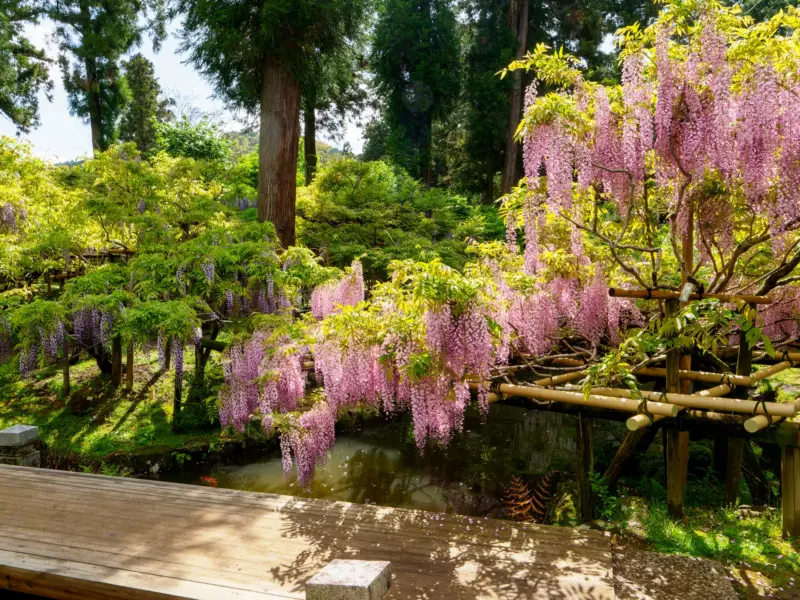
[0,465,614,599]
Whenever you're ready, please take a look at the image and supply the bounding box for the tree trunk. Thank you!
[304,101,317,186]
[164,338,172,371]
[126,342,134,392]
[89,345,113,375]
[484,157,495,203]
[501,0,529,194]
[111,335,122,388]
[258,57,301,248]
[422,114,434,186]
[62,338,70,398]
[84,56,105,153]
[172,372,182,433]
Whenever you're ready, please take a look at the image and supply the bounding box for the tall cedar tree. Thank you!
[119,53,173,153]
[302,48,368,186]
[49,0,167,153]
[371,0,461,184]
[0,0,51,132]
[178,0,370,247]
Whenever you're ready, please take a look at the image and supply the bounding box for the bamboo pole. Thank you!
[637,367,752,386]
[626,414,665,431]
[744,414,782,434]
[750,361,795,383]
[587,386,795,416]
[469,382,681,416]
[696,383,734,397]
[608,288,772,305]
[533,371,586,387]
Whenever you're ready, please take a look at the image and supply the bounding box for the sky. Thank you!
[0,21,366,163]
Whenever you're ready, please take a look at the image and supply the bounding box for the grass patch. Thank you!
[0,349,229,463]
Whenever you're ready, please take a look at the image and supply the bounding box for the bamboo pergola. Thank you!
[477,286,800,538]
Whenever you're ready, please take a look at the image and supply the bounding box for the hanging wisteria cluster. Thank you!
[219,332,307,433]
[517,6,800,273]
[0,202,25,232]
[73,307,112,348]
[311,261,365,319]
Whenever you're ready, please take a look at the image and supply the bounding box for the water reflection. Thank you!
[164,404,620,516]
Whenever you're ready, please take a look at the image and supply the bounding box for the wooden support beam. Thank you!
[576,414,594,522]
[666,428,689,518]
[724,438,745,507]
[782,446,800,538]
[603,422,662,488]
[665,298,688,518]
[608,288,772,304]
[723,305,755,505]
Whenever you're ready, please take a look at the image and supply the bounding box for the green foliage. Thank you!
[297,158,502,278]
[590,471,621,521]
[154,118,229,162]
[0,0,52,132]
[119,54,174,154]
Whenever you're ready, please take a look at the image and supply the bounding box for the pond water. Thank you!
[161,403,623,516]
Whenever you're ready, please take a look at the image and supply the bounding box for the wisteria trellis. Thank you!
[217,1,800,486]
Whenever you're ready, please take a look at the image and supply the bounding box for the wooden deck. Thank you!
[0,465,614,599]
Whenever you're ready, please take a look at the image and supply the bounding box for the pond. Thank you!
[161,403,624,517]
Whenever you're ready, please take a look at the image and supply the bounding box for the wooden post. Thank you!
[126,342,134,392]
[62,337,70,398]
[724,437,744,506]
[782,446,800,538]
[664,298,688,517]
[111,335,122,388]
[603,423,661,488]
[576,414,594,522]
[666,428,689,517]
[724,304,755,505]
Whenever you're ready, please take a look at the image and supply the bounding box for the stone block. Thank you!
[0,445,40,467]
[0,425,40,447]
[306,560,391,600]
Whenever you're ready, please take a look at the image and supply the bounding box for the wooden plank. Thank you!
[0,466,615,600]
[0,468,613,551]
[0,550,291,600]
[0,480,612,556]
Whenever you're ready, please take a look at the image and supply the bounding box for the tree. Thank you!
[118,54,173,153]
[154,118,229,162]
[371,0,461,183]
[0,0,52,132]
[49,0,167,152]
[177,0,371,248]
